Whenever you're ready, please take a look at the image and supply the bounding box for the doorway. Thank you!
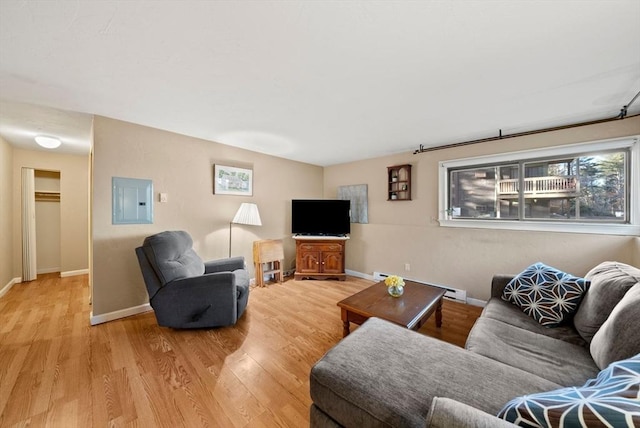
[34,170,61,274]
[22,168,61,279]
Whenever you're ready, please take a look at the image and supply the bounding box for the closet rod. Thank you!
[35,191,61,202]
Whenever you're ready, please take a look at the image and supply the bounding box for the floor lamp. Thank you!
[229,203,262,257]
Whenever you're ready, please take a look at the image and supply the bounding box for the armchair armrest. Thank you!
[171,271,236,289]
[152,271,238,328]
[205,256,245,273]
[426,397,517,428]
[491,274,515,299]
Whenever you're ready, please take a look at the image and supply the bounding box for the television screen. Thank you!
[291,199,351,236]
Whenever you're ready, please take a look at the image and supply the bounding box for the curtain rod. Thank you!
[413,89,640,155]
[413,113,639,155]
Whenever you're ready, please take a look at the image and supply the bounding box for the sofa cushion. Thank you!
[497,353,640,427]
[481,298,587,347]
[573,261,640,343]
[427,397,517,428]
[590,283,640,369]
[466,317,599,386]
[310,318,561,428]
[502,262,588,327]
[143,230,205,285]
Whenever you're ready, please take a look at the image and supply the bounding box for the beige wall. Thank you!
[325,117,640,301]
[633,238,640,267]
[92,116,323,316]
[12,149,89,277]
[1,136,13,287]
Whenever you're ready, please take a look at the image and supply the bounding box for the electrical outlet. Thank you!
[404,263,411,271]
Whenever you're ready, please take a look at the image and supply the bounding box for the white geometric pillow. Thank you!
[502,262,589,327]
[497,353,640,427]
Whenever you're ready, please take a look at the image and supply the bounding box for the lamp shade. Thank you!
[231,203,262,226]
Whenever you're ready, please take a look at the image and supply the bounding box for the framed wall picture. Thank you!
[214,164,253,196]
[338,184,368,224]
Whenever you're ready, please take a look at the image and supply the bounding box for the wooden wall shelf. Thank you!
[387,164,411,201]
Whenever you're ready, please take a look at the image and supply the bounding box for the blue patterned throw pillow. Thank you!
[502,262,588,327]
[497,354,640,427]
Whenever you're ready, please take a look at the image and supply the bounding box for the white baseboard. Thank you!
[0,277,21,298]
[90,303,152,325]
[345,269,375,281]
[37,267,60,274]
[61,269,89,278]
[466,297,487,308]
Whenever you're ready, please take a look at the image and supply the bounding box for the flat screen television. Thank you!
[291,199,351,236]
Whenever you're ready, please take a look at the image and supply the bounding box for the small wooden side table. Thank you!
[252,239,284,287]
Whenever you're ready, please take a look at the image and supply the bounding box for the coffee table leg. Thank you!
[342,321,350,337]
[341,309,351,337]
[435,298,443,328]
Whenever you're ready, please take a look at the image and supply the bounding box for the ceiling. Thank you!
[0,1,639,166]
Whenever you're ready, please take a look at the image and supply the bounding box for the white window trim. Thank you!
[438,136,640,236]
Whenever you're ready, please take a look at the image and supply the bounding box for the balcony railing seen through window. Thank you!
[448,150,628,222]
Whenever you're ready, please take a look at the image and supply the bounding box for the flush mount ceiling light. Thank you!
[34,135,61,149]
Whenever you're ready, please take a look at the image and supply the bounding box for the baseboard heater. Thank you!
[373,272,467,303]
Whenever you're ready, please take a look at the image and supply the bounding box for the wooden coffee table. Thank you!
[337,280,446,337]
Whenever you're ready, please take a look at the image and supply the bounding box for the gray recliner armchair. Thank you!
[135,230,250,328]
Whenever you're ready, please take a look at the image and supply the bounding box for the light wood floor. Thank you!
[0,273,482,427]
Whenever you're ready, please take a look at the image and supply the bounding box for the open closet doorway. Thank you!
[22,168,61,280]
[34,170,61,275]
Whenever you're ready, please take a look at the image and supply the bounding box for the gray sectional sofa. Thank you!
[309,261,640,427]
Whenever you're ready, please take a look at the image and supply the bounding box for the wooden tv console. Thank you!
[293,236,349,281]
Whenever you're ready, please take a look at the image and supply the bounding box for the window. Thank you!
[439,136,639,236]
